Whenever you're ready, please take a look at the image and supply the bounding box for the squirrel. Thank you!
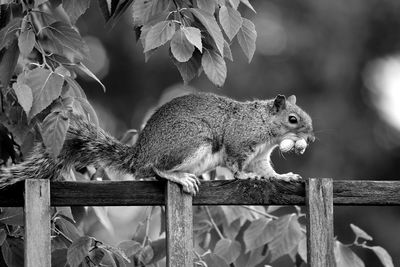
[0,93,314,195]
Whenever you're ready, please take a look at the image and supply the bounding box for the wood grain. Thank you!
[306,178,335,267]
[24,179,51,267]
[165,181,193,267]
[0,179,400,206]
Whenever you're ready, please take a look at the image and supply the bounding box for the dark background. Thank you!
[76,0,400,265]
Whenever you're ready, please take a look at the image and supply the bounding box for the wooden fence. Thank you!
[1,178,399,266]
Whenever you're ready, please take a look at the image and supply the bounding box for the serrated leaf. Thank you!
[214,238,241,264]
[243,217,272,252]
[67,236,93,267]
[18,28,35,57]
[203,252,230,267]
[76,62,106,91]
[41,111,70,157]
[197,0,216,14]
[63,0,91,24]
[223,40,233,61]
[171,29,194,62]
[0,38,19,87]
[132,0,170,25]
[365,246,394,267]
[117,240,142,257]
[350,224,373,241]
[334,241,365,267]
[171,49,202,84]
[201,49,227,87]
[22,68,64,119]
[219,6,242,41]
[12,82,33,115]
[144,20,176,52]
[189,8,224,55]
[0,18,21,49]
[182,26,202,52]
[237,18,256,63]
[240,0,256,12]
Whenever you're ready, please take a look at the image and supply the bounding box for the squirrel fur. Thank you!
[0,93,314,194]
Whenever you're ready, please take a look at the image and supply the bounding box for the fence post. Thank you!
[165,181,193,267]
[24,179,51,267]
[306,178,335,267]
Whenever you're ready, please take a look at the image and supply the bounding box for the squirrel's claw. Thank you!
[179,173,200,195]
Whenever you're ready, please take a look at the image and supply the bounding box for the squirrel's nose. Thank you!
[307,135,315,143]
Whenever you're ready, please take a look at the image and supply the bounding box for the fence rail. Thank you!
[1,178,399,266]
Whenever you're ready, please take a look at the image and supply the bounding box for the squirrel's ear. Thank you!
[287,95,296,105]
[273,95,286,112]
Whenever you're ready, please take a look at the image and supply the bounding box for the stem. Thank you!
[142,206,153,246]
[240,205,278,220]
[52,227,73,245]
[204,207,224,240]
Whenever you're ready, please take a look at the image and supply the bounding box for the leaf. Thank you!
[365,246,394,267]
[0,207,24,226]
[229,0,240,9]
[41,110,70,157]
[189,8,224,55]
[132,0,170,25]
[240,0,256,13]
[297,236,307,263]
[201,49,227,87]
[144,20,176,52]
[223,40,233,61]
[0,18,21,49]
[18,27,35,57]
[147,238,166,264]
[138,245,154,264]
[89,247,105,265]
[237,18,257,63]
[268,214,304,262]
[182,26,202,52]
[64,76,86,98]
[100,245,130,264]
[214,238,241,264]
[197,0,216,14]
[52,249,68,267]
[0,229,6,246]
[73,97,99,127]
[171,49,202,84]
[40,21,89,61]
[12,82,33,116]
[219,5,242,41]
[334,241,365,267]
[62,0,91,24]
[91,206,114,233]
[0,38,19,87]
[117,240,142,257]
[171,29,194,62]
[243,217,272,252]
[350,224,373,241]
[106,0,135,29]
[203,252,230,267]
[76,62,106,91]
[1,238,24,267]
[22,68,64,119]
[67,236,94,267]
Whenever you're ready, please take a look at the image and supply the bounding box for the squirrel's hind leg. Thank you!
[152,167,200,195]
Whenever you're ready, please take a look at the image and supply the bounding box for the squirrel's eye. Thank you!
[288,115,298,124]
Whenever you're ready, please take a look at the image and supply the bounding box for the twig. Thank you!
[143,206,153,246]
[204,207,224,240]
[240,205,278,220]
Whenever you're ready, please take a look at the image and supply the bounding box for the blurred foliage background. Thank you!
[73,0,400,265]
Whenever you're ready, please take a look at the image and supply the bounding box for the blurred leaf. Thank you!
[64,76,86,98]
[100,245,130,265]
[147,238,166,264]
[298,236,307,263]
[240,0,256,12]
[182,26,202,52]
[334,241,364,267]
[189,8,224,55]
[203,252,229,267]
[138,244,154,264]
[171,29,194,62]
[106,0,135,29]
[62,0,91,24]
[171,49,202,84]
[219,5,242,41]
[229,0,240,9]
[97,0,112,21]
[214,238,241,264]
[76,62,106,92]
[364,245,394,267]
[223,40,232,61]
[236,18,256,63]
[67,236,94,267]
[0,229,6,246]
[0,38,19,88]
[1,238,24,267]
[132,0,170,25]
[22,68,64,119]
[243,217,272,252]
[73,97,99,127]
[12,82,33,116]
[144,20,176,52]
[350,224,373,241]
[243,246,267,267]
[0,208,24,226]
[117,240,142,257]
[18,27,35,57]
[51,248,68,267]
[0,17,21,49]
[201,49,227,87]
[197,0,216,14]
[92,206,114,234]
[41,110,70,157]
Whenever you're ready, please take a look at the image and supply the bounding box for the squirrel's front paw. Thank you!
[177,173,201,195]
[274,172,302,182]
[235,172,261,180]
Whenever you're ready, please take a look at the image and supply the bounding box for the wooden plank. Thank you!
[1,180,400,206]
[165,181,193,267]
[306,178,335,267]
[24,179,51,267]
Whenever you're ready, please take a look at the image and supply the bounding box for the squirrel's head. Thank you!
[270,94,315,153]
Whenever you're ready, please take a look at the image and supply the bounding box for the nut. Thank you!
[295,139,307,154]
[279,139,295,153]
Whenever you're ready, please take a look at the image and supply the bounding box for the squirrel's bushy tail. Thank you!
[0,114,136,189]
